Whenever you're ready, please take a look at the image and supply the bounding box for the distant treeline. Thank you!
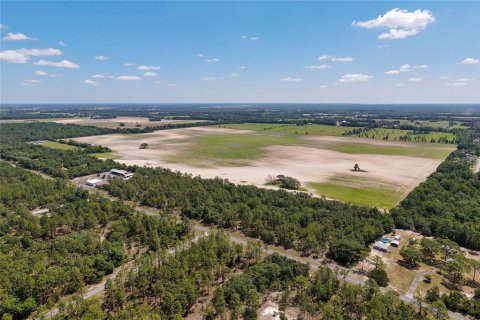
[57,139,112,153]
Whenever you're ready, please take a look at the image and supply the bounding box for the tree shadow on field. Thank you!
[350,169,369,173]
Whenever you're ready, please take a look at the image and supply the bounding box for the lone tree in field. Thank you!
[139,143,149,149]
[353,163,361,171]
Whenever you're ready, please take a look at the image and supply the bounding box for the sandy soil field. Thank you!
[76,127,446,203]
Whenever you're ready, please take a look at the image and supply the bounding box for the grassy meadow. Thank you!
[167,133,303,166]
[42,140,79,151]
[307,181,402,209]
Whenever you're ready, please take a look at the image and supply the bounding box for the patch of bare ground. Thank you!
[76,127,446,205]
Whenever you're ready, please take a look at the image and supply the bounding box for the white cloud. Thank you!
[461,58,479,65]
[21,79,41,86]
[408,77,422,82]
[116,76,141,81]
[137,65,161,70]
[230,73,239,77]
[92,74,106,78]
[239,66,247,69]
[377,44,389,49]
[35,70,47,76]
[414,64,428,69]
[196,53,204,58]
[59,40,66,47]
[446,82,467,86]
[202,76,216,81]
[318,54,353,62]
[1,48,62,64]
[385,64,411,74]
[94,55,108,61]
[3,32,36,41]
[0,50,29,63]
[33,59,79,68]
[456,77,475,82]
[206,58,219,63]
[439,76,449,80]
[352,8,435,40]
[50,73,63,78]
[305,64,330,69]
[123,63,135,67]
[84,79,98,85]
[250,36,259,41]
[143,71,157,77]
[396,83,405,86]
[18,48,62,56]
[167,83,177,87]
[331,57,353,62]
[338,73,372,83]
[320,85,327,89]
[0,24,6,30]
[280,77,303,82]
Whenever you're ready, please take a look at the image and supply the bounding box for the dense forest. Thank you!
[104,167,393,266]
[47,235,442,320]
[0,163,191,319]
[392,126,480,250]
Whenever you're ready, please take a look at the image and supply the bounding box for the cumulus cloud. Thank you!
[3,32,36,41]
[94,55,108,61]
[461,58,479,65]
[206,58,219,63]
[35,70,47,76]
[280,77,303,82]
[305,64,330,69]
[318,55,353,62]
[196,53,204,58]
[385,64,411,74]
[408,77,422,82]
[239,66,247,69]
[123,63,135,67]
[250,36,259,41]
[143,71,157,77]
[59,41,66,47]
[116,76,140,81]
[33,59,79,68]
[352,8,435,40]
[84,79,98,85]
[137,65,160,70]
[414,64,428,69]
[242,35,259,41]
[0,48,62,64]
[456,77,475,82]
[338,73,372,83]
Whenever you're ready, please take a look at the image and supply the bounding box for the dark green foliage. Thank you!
[391,124,480,250]
[105,167,393,265]
[0,163,189,319]
[368,268,389,287]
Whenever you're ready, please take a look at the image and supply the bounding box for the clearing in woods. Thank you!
[76,126,455,209]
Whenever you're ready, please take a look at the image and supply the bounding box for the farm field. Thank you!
[76,126,455,209]
[221,123,457,144]
[0,116,207,128]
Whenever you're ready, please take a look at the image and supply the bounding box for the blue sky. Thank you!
[1,1,479,104]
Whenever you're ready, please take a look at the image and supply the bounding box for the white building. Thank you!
[110,169,134,179]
